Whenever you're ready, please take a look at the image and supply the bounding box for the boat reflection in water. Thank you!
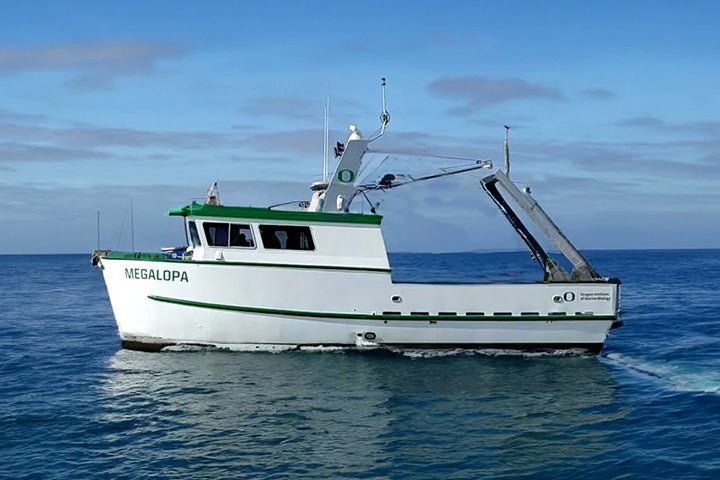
[97,349,625,478]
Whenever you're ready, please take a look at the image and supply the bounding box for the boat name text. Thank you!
[125,268,189,282]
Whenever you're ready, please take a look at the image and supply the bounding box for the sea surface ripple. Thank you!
[1,250,719,479]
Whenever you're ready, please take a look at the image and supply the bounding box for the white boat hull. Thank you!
[98,255,620,353]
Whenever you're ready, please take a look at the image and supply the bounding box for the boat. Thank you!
[92,79,621,354]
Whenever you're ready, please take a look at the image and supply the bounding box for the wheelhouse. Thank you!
[169,202,390,270]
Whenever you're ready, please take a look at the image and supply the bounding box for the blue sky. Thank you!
[1,0,718,254]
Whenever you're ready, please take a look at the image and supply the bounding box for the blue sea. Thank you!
[1,250,719,479]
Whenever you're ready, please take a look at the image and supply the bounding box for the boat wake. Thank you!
[603,352,720,394]
[392,347,594,359]
[162,343,299,353]
[162,343,352,354]
[161,343,594,358]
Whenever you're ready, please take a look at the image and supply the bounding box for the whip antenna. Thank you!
[323,97,330,181]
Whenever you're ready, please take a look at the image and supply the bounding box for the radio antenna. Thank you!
[323,97,330,182]
[130,199,135,253]
[369,77,391,142]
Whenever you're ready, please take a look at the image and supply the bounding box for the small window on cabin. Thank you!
[229,224,255,248]
[188,221,202,247]
[259,225,315,250]
[203,222,230,247]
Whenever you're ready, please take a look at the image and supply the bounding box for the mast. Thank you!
[323,97,330,182]
[504,125,511,178]
[130,200,135,253]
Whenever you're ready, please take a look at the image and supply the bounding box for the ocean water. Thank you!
[1,250,719,479]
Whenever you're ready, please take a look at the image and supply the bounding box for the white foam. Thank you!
[161,344,214,353]
[604,353,720,394]
[161,343,595,358]
[162,343,299,353]
[162,343,356,354]
[390,347,593,359]
[297,345,351,353]
[393,348,471,358]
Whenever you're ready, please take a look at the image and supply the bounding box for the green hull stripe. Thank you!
[148,295,617,322]
[169,202,382,225]
[102,252,391,273]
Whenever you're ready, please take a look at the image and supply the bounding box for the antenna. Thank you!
[97,211,100,250]
[369,77,391,142]
[504,125,511,178]
[323,97,330,182]
[130,199,135,253]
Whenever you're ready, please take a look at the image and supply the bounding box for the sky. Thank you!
[0,0,719,254]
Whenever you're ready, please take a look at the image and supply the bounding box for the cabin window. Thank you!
[188,221,202,247]
[203,222,230,247]
[229,224,255,248]
[259,225,315,250]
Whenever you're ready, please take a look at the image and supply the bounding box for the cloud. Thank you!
[0,40,188,92]
[0,179,313,253]
[242,128,332,155]
[239,96,320,121]
[427,75,566,115]
[0,108,47,123]
[616,116,666,129]
[581,88,616,100]
[58,126,231,149]
[616,116,720,136]
[0,142,113,163]
[0,119,235,151]
[372,130,491,157]
[515,134,720,177]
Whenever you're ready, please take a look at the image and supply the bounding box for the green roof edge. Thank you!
[169,202,382,225]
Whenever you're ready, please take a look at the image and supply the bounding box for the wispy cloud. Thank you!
[511,136,720,195]
[238,95,366,127]
[0,108,47,123]
[239,96,319,121]
[616,115,720,136]
[58,126,230,149]
[0,40,188,92]
[0,141,113,163]
[0,119,234,151]
[0,179,313,253]
[428,75,566,115]
[580,88,616,100]
[241,128,327,155]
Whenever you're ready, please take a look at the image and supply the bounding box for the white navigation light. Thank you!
[348,124,362,140]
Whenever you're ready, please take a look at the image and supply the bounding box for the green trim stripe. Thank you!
[101,251,391,273]
[105,251,174,262]
[148,295,617,322]
[168,202,382,225]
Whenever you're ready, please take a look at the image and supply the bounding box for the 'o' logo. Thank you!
[337,169,356,183]
[563,291,576,302]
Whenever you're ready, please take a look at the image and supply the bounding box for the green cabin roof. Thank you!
[169,202,382,225]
